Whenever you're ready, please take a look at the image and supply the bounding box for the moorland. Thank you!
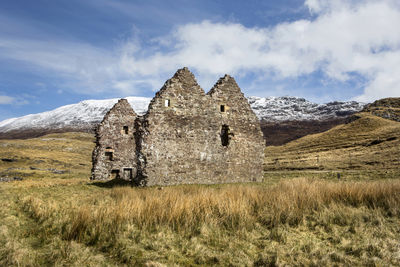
[1,105,400,266]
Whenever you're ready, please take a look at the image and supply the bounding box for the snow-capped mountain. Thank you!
[0,96,365,138]
[248,96,365,122]
[0,97,151,133]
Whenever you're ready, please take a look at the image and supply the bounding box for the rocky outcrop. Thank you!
[91,68,265,185]
[248,96,365,122]
[362,97,400,122]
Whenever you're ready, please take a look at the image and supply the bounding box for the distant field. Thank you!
[0,132,94,181]
[1,122,400,265]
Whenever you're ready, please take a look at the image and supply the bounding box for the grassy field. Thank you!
[0,132,94,181]
[1,122,400,265]
[265,113,400,171]
[2,173,400,266]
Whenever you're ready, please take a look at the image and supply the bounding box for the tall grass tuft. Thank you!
[19,178,400,246]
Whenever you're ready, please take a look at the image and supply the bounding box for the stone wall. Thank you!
[140,68,264,186]
[206,75,265,183]
[91,99,138,181]
[91,68,265,186]
[141,68,217,185]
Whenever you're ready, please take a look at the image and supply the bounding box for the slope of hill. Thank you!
[0,96,364,140]
[0,97,151,139]
[260,117,354,146]
[249,96,365,145]
[0,132,94,181]
[264,112,400,170]
[362,97,400,122]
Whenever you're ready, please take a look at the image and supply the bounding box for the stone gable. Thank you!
[91,99,138,181]
[91,68,264,186]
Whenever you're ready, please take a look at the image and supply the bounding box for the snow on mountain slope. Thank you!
[0,96,365,134]
[248,96,365,122]
[0,97,151,133]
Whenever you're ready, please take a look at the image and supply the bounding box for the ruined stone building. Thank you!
[91,67,264,186]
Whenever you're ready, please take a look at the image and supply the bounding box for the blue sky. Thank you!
[0,0,400,121]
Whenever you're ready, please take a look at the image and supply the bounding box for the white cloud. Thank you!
[0,0,399,101]
[0,37,121,93]
[0,95,14,104]
[305,0,400,14]
[0,95,30,106]
[119,0,400,101]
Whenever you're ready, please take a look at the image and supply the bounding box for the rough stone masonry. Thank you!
[91,67,265,186]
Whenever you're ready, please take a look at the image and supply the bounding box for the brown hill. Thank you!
[261,117,352,146]
[0,127,92,140]
[264,112,400,171]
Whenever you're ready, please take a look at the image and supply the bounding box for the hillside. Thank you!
[260,117,351,146]
[264,112,400,170]
[249,96,365,145]
[0,132,94,181]
[0,97,150,139]
[1,101,397,178]
[362,97,400,122]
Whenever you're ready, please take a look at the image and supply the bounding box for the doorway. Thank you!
[123,168,133,181]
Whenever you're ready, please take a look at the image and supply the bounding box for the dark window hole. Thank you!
[111,169,120,179]
[105,151,113,161]
[221,124,231,147]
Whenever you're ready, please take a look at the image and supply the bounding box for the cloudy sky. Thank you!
[0,0,399,121]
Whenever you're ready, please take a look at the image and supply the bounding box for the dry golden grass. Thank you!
[265,113,400,170]
[1,129,400,265]
[0,132,94,181]
[56,179,400,238]
[1,176,400,266]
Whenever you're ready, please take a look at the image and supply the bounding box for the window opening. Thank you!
[220,124,231,147]
[165,99,170,107]
[220,105,225,112]
[123,126,129,134]
[111,169,120,179]
[105,151,113,161]
[105,147,114,161]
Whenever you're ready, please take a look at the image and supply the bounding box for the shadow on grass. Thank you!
[89,178,134,188]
